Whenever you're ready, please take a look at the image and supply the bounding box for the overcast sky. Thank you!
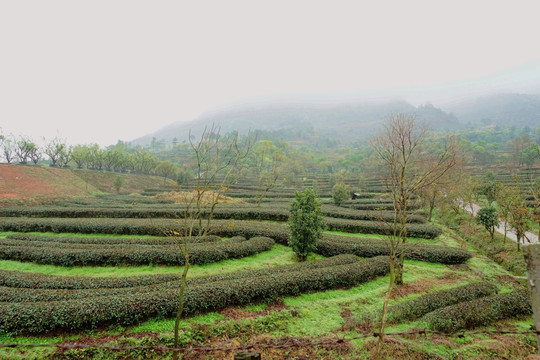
[1,0,540,146]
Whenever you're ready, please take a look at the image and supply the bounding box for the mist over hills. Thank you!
[446,93,540,127]
[129,60,540,146]
[132,91,539,146]
[132,98,462,146]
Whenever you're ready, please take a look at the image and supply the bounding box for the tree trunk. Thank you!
[375,257,395,360]
[523,245,540,355]
[173,260,191,360]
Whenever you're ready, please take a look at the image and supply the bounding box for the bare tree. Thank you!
[370,114,457,357]
[170,126,255,360]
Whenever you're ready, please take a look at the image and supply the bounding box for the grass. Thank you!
[325,230,437,244]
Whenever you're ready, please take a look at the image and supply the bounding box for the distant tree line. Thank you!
[0,134,179,181]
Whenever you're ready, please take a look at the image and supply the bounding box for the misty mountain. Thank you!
[445,93,540,128]
[132,99,459,146]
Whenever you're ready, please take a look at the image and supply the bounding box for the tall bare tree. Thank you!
[371,114,457,357]
[170,126,255,360]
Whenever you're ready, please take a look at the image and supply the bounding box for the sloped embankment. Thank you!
[0,164,164,205]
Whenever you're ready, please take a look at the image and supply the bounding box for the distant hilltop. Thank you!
[131,92,540,147]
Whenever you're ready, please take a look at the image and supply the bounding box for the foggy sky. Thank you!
[1,0,540,146]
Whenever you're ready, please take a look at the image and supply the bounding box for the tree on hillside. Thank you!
[44,138,66,167]
[169,126,255,360]
[508,198,531,251]
[477,173,501,207]
[288,187,325,262]
[476,207,499,240]
[28,143,42,165]
[496,184,518,244]
[58,145,72,167]
[71,145,89,169]
[332,182,349,206]
[370,113,458,357]
[155,160,178,183]
[252,139,287,206]
[14,137,35,164]
[2,136,14,164]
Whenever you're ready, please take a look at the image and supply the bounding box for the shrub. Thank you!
[332,183,350,206]
[315,235,471,264]
[475,207,499,239]
[386,282,498,323]
[423,289,532,332]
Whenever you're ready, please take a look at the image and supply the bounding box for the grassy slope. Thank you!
[0,164,164,206]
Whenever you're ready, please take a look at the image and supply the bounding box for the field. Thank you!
[0,168,536,359]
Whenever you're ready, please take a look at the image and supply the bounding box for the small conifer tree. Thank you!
[288,187,324,261]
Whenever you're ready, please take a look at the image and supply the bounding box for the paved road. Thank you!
[463,201,538,245]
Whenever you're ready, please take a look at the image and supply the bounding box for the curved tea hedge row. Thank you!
[0,255,390,335]
[0,217,441,239]
[423,289,532,332]
[0,204,427,224]
[386,282,499,323]
[5,234,221,245]
[0,255,362,303]
[0,254,359,290]
[0,236,275,266]
[315,235,472,264]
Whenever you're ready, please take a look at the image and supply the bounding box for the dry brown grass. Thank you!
[154,190,244,205]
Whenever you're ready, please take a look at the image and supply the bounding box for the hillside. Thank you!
[0,164,165,205]
[132,99,460,146]
[445,93,540,127]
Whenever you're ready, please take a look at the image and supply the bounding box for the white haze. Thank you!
[1,0,540,146]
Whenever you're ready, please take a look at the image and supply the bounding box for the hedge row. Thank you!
[0,254,359,290]
[0,255,362,303]
[0,256,390,334]
[386,282,498,323]
[423,289,532,332]
[315,235,472,264]
[5,234,220,245]
[0,236,275,267]
[323,218,440,239]
[0,217,440,239]
[0,204,426,224]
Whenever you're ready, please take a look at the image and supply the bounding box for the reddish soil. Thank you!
[219,299,290,320]
[388,272,464,300]
[0,164,164,206]
[0,164,92,204]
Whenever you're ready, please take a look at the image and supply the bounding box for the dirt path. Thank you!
[463,201,539,245]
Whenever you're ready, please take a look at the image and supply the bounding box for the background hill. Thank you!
[0,164,165,206]
[445,93,540,127]
[132,99,460,146]
[132,90,540,147]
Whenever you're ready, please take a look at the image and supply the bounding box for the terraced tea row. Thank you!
[0,255,390,335]
[0,236,274,266]
[0,217,442,238]
[0,204,427,224]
